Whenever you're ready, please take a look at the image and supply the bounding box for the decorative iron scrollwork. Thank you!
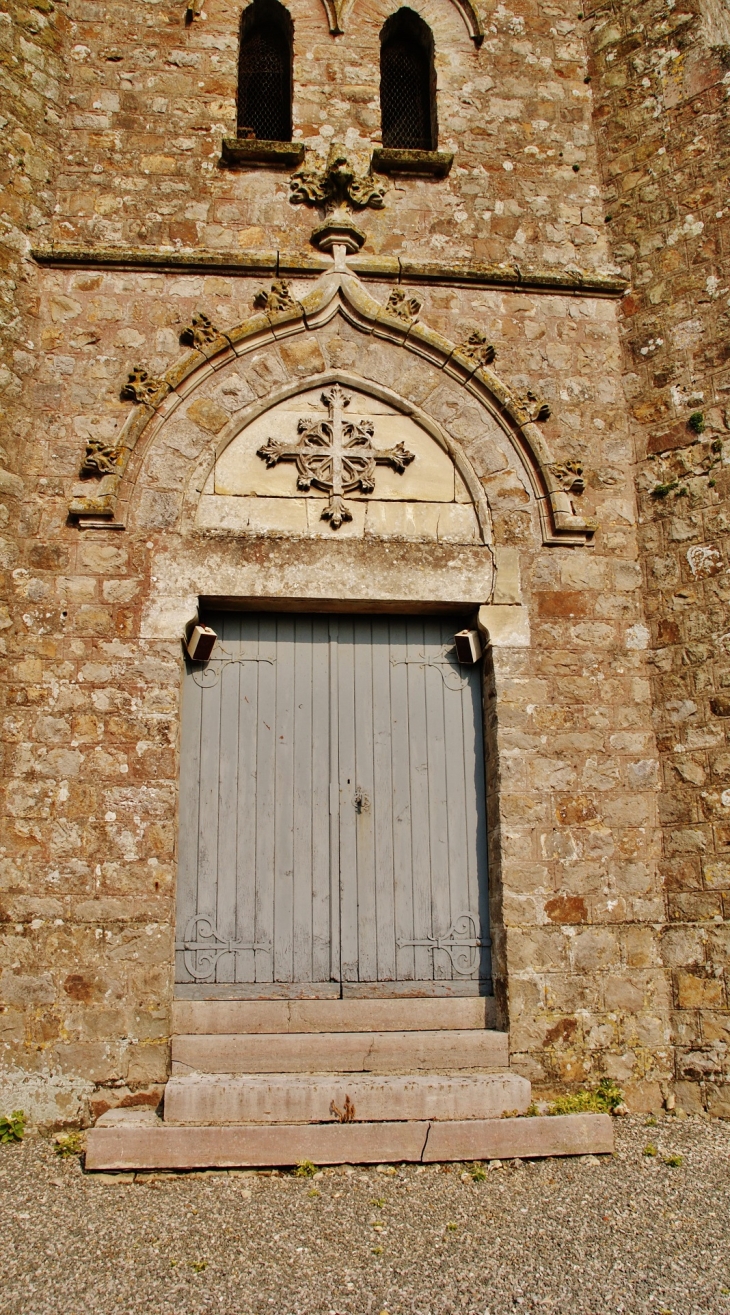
[390,643,470,692]
[176,914,271,982]
[190,648,276,689]
[397,911,489,977]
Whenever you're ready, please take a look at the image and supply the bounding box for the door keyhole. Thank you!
[353,786,370,813]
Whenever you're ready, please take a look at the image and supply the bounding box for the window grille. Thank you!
[238,0,293,142]
[380,9,436,152]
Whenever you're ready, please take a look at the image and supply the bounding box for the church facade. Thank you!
[1,0,729,1136]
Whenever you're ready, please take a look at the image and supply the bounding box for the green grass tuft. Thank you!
[294,1159,317,1177]
[548,1077,624,1116]
[0,1111,25,1144]
[54,1131,84,1158]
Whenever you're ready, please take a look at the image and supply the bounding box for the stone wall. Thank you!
[587,0,730,1114]
[0,0,693,1126]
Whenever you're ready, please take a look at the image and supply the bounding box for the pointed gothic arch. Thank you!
[69,273,595,548]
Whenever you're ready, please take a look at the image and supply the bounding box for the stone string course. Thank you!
[0,0,724,1125]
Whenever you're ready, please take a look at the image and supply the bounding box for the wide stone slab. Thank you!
[164,1071,531,1125]
[85,1114,613,1171]
[424,1114,614,1161]
[171,1029,509,1075]
[172,997,496,1035]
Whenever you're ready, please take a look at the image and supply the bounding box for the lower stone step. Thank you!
[172,1029,509,1075]
[164,1072,531,1125]
[85,1113,613,1171]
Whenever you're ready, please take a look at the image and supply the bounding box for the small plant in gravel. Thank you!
[468,1163,487,1181]
[191,1260,207,1273]
[307,1188,320,1198]
[0,1110,25,1144]
[294,1159,317,1177]
[664,1154,683,1167]
[370,1197,386,1208]
[548,1078,625,1116]
[645,1116,658,1127]
[53,1131,84,1158]
[643,1144,658,1157]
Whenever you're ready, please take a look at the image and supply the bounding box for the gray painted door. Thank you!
[175,613,490,998]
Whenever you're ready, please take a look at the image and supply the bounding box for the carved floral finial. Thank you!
[514,389,551,423]
[386,288,422,323]
[180,312,220,349]
[253,280,298,313]
[80,438,123,477]
[459,329,496,367]
[290,143,386,212]
[552,461,585,496]
[120,365,165,405]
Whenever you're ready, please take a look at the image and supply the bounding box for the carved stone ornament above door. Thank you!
[290,144,386,211]
[256,383,415,529]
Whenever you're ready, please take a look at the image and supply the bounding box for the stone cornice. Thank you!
[31,246,628,298]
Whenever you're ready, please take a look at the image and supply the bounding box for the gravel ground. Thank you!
[0,1114,728,1315]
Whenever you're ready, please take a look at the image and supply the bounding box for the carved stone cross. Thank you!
[257,384,415,529]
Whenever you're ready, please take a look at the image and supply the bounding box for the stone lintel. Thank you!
[371,148,455,177]
[220,137,306,168]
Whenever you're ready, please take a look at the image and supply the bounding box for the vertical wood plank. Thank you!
[423,618,450,980]
[407,618,433,981]
[328,617,341,983]
[371,616,396,981]
[273,615,296,982]
[254,614,277,984]
[389,616,415,981]
[196,617,223,978]
[214,613,241,983]
[440,617,470,979]
[292,616,313,981]
[235,614,260,982]
[175,642,205,982]
[353,617,377,980]
[337,616,359,981]
[310,616,331,982]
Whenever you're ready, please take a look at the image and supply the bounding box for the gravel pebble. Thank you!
[1,1114,729,1314]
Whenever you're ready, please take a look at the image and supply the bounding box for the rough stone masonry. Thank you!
[0,0,727,1126]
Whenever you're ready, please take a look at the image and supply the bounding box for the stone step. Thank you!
[85,1113,614,1172]
[164,1072,530,1125]
[172,997,496,1036]
[172,1029,509,1075]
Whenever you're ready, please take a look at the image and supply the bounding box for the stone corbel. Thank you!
[371,149,454,178]
[290,144,386,211]
[541,460,596,542]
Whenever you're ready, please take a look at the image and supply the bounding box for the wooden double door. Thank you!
[175,612,491,998]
